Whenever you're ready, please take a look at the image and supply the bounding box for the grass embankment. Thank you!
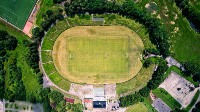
[152,88,181,110]
[116,65,155,95]
[143,97,157,112]
[0,21,41,97]
[53,26,143,84]
[126,102,148,112]
[41,20,71,91]
[67,14,156,50]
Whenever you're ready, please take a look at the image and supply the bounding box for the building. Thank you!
[93,87,106,108]
[93,101,106,108]
[65,97,75,104]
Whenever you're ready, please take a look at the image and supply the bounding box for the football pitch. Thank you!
[52,26,144,84]
[0,0,36,29]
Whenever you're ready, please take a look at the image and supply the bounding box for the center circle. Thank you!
[52,26,144,84]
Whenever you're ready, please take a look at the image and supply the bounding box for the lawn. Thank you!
[126,102,148,112]
[152,88,181,110]
[116,65,155,95]
[0,21,41,97]
[0,0,36,29]
[52,26,144,84]
[67,37,129,73]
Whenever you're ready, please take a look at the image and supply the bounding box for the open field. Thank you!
[52,26,144,84]
[137,0,200,66]
[0,0,36,29]
[116,65,155,95]
[126,102,148,112]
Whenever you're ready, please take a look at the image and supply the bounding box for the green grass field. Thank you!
[52,26,144,84]
[67,37,129,74]
[0,0,36,29]
[126,102,148,112]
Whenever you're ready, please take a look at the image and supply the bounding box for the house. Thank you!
[65,97,75,104]
[93,87,106,108]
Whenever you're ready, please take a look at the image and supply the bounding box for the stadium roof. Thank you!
[94,87,104,97]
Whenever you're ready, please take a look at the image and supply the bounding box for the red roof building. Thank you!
[65,97,75,104]
[84,98,93,103]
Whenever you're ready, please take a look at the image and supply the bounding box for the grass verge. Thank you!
[116,65,155,95]
[126,102,148,112]
[152,88,181,110]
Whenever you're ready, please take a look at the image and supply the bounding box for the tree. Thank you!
[0,30,8,40]
[4,35,18,50]
[46,10,53,17]
[48,90,64,103]
[53,0,63,4]
[41,21,50,31]
[143,59,152,68]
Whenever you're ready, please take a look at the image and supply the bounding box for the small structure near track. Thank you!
[91,14,105,25]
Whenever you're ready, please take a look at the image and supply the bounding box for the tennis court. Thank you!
[0,0,37,29]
